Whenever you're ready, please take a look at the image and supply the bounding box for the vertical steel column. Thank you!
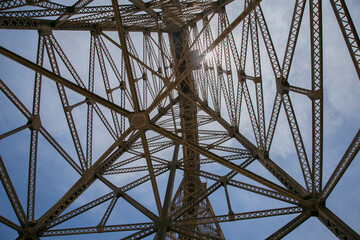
[169,30,201,235]
[310,0,323,194]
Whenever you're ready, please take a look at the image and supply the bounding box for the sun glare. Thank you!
[205,51,213,61]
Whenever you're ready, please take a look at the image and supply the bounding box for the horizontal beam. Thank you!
[43,223,155,236]
[175,207,303,226]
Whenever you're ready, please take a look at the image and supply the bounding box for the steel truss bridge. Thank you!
[0,0,359,239]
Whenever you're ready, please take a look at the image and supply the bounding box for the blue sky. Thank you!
[1,0,360,239]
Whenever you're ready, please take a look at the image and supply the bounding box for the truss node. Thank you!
[129,112,149,129]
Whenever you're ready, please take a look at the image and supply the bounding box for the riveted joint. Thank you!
[118,141,128,151]
[28,115,41,131]
[129,112,149,130]
[307,89,323,100]
[17,224,40,240]
[220,177,228,186]
[37,24,52,36]
[96,225,104,233]
[119,81,126,90]
[301,198,323,217]
[228,126,238,138]
[114,188,122,198]
[318,199,326,208]
[94,172,101,179]
[158,107,167,115]
[212,3,225,13]
[253,76,262,83]
[167,160,180,169]
[92,28,102,35]
[237,69,247,82]
[228,210,235,221]
[66,6,75,14]
[86,98,95,105]
[276,78,289,95]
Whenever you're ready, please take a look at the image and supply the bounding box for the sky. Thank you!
[0,0,360,239]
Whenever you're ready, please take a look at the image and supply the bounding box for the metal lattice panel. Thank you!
[0,0,359,239]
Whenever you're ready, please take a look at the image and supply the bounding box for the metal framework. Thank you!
[0,0,359,239]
